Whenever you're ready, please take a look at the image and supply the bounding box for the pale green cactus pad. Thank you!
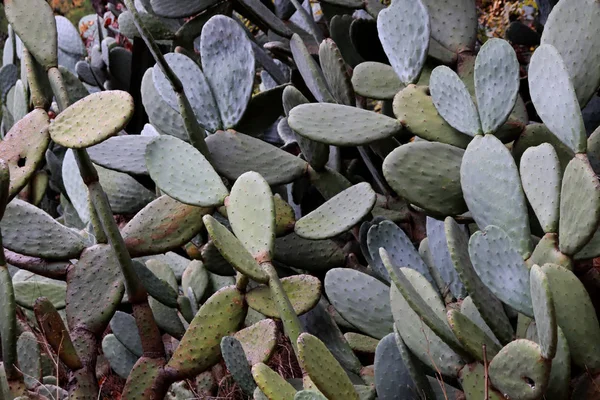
[145,135,228,207]
[289,34,335,104]
[227,171,275,259]
[50,91,134,148]
[351,62,403,100]
[88,135,152,176]
[377,0,430,85]
[234,319,278,365]
[246,275,321,317]
[529,265,557,360]
[459,363,504,400]
[421,0,477,53]
[295,182,376,240]
[488,339,550,400]
[288,103,403,146]
[318,39,355,106]
[461,134,532,257]
[528,44,587,154]
[252,363,297,400]
[447,309,500,362]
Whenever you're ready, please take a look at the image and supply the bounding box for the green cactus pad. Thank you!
[1,199,85,259]
[300,300,362,375]
[529,265,557,360]
[246,275,321,317]
[374,332,415,398]
[461,134,532,257]
[392,84,471,148]
[203,215,269,284]
[122,194,209,258]
[547,327,570,400]
[13,279,66,309]
[295,182,376,239]
[421,0,477,53]
[289,34,335,104]
[234,319,278,365]
[527,233,572,270]
[227,171,275,258]
[288,104,402,146]
[273,195,295,236]
[458,363,504,400]
[447,309,501,362]
[49,91,134,148]
[460,296,500,346]
[120,357,166,400]
[541,0,600,108]
[429,66,481,136]
[88,135,153,175]
[202,240,236,276]
[343,333,379,354]
[367,220,433,285]
[17,331,41,389]
[351,62,403,100]
[274,233,345,272]
[182,260,209,307]
[132,261,178,308]
[383,141,468,216]
[377,0,429,84]
[118,10,175,40]
[469,226,533,316]
[102,333,138,379]
[575,227,600,260]
[513,123,575,171]
[558,155,600,255]
[145,135,228,207]
[110,311,143,357]
[252,362,297,400]
[488,339,550,400]
[205,130,308,186]
[390,284,464,378]
[295,391,327,400]
[0,109,50,200]
[541,263,600,369]
[66,244,124,334]
[221,336,256,395]
[4,0,57,69]
[392,326,436,399]
[298,333,359,400]
[149,294,185,339]
[319,39,355,106]
[426,217,466,298]
[475,38,519,134]
[201,15,255,128]
[33,297,82,370]
[141,69,186,141]
[445,218,513,344]
[97,163,157,214]
[519,144,561,233]
[59,65,90,104]
[528,44,586,154]
[166,285,246,378]
[325,268,392,339]
[152,52,220,132]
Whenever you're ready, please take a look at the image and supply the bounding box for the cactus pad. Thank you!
[426,217,466,298]
[275,233,344,272]
[351,62,403,100]
[529,265,557,360]
[298,333,359,400]
[488,339,550,400]
[447,309,501,362]
[319,39,355,106]
[246,275,321,317]
[289,34,335,104]
[203,215,269,284]
[221,336,256,395]
[88,135,153,175]
[234,319,278,365]
[377,0,430,84]
[110,311,143,357]
[252,362,297,400]
[374,332,415,399]
[288,104,403,146]
[383,141,468,216]
[421,0,477,53]
[102,334,138,379]
[528,44,586,154]
[50,91,134,148]
[17,331,41,389]
[295,183,376,239]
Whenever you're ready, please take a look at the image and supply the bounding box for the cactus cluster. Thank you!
[0,0,599,399]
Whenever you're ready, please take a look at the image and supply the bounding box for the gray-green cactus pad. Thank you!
[1,198,85,259]
[227,171,275,258]
[469,225,533,316]
[50,91,134,149]
[460,296,500,346]
[88,135,153,175]
[289,34,335,104]
[319,39,355,106]
[288,103,403,146]
[377,0,430,85]
[274,233,345,272]
[383,141,468,216]
[421,0,477,53]
[429,65,481,136]
[295,182,376,240]
[351,62,403,100]
[528,44,586,154]
[530,265,557,360]
[153,52,220,132]
[541,263,600,369]
[325,268,392,339]
[110,311,143,357]
[488,339,550,400]
[102,334,139,379]
[206,130,308,186]
[461,134,532,257]
[145,135,228,207]
[141,69,186,141]
[475,38,520,134]
[519,143,561,233]
[374,333,415,399]
[221,336,256,395]
[426,217,466,299]
[201,15,255,128]
[447,309,500,362]
[541,0,600,108]
[558,155,600,255]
